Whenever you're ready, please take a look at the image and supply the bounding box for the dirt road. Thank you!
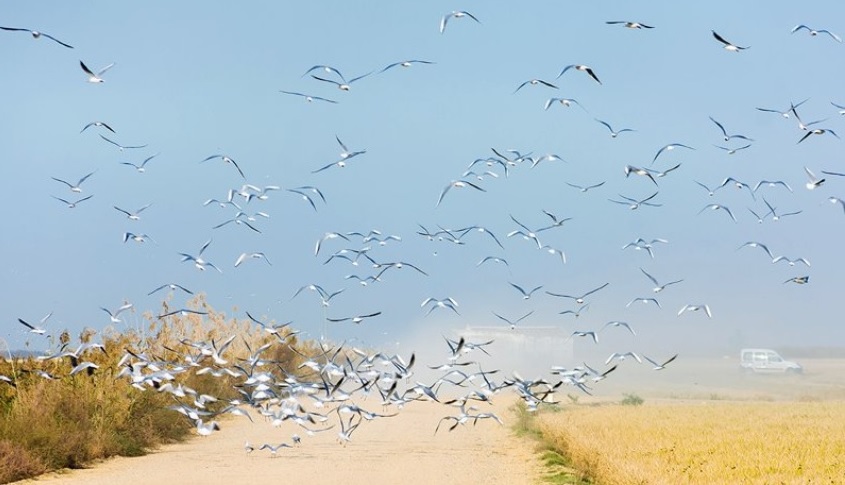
[22,397,538,485]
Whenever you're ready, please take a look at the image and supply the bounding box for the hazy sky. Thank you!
[2,1,844,358]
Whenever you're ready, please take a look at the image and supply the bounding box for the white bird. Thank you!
[600,321,636,336]
[235,252,272,268]
[52,195,93,208]
[17,317,48,335]
[605,352,642,365]
[568,331,599,344]
[606,21,654,29]
[436,180,486,207]
[761,197,801,221]
[755,98,808,118]
[509,282,543,300]
[712,30,749,51]
[565,183,606,198]
[559,303,590,318]
[201,154,245,178]
[259,443,292,457]
[643,354,678,370]
[79,60,115,83]
[122,232,155,244]
[440,10,481,34]
[101,302,133,323]
[279,90,338,104]
[70,362,99,376]
[652,143,694,165]
[772,256,811,267]
[557,64,601,84]
[421,297,460,316]
[195,420,221,436]
[0,26,73,48]
[804,167,825,190]
[595,119,634,138]
[639,268,683,293]
[698,204,737,223]
[114,204,151,221]
[626,297,661,308]
[379,59,435,73]
[624,165,658,186]
[147,283,193,296]
[492,311,534,330]
[52,171,95,193]
[829,196,845,214]
[544,97,586,111]
[609,192,661,210]
[179,239,222,273]
[513,78,558,94]
[311,71,372,91]
[99,134,147,151]
[80,121,115,133]
[678,304,712,318]
[121,153,158,173]
[709,116,754,142]
[546,282,609,305]
[791,24,842,42]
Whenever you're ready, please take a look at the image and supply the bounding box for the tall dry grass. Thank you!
[0,295,307,484]
[536,401,845,484]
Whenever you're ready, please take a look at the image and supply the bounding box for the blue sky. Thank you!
[2,1,844,356]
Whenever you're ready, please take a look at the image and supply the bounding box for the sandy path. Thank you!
[23,397,539,485]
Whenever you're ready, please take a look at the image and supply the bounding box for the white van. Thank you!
[740,348,803,374]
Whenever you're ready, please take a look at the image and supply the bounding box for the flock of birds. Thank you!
[3,6,845,459]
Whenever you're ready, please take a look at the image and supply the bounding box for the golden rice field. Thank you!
[536,401,845,484]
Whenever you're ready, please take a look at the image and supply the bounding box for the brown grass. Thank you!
[0,295,307,484]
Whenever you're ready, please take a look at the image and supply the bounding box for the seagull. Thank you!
[698,203,737,223]
[756,98,808,119]
[195,420,221,437]
[421,297,460,316]
[121,153,158,173]
[70,362,100,376]
[557,64,601,84]
[113,204,151,221]
[626,297,661,308]
[600,320,636,336]
[709,116,754,142]
[79,60,115,83]
[147,283,193,296]
[17,317,48,335]
[832,102,845,115]
[791,25,842,42]
[509,282,543,300]
[201,154,245,178]
[52,195,93,208]
[829,196,845,214]
[287,187,322,211]
[753,180,793,194]
[714,144,752,155]
[784,276,810,285]
[645,163,682,179]
[302,64,346,81]
[80,121,115,134]
[537,209,573,232]
[772,256,811,267]
[101,302,133,324]
[694,181,718,197]
[326,312,382,324]
[0,26,73,48]
[639,268,683,293]
[595,119,634,138]
[440,11,481,34]
[259,443,292,457]
[678,304,712,318]
[513,79,558,94]
[546,282,609,305]
[609,192,661,210]
[436,180,486,207]
[643,354,678,370]
[605,21,654,29]
[122,232,155,244]
[235,252,272,267]
[544,97,586,111]
[651,143,694,165]
[798,128,839,144]
[158,308,208,319]
[712,30,749,51]
[279,90,338,104]
[560,303,590,318]
[717,177,756,201]
[761,197,801,221]
[179,239,222,272]
[99,134,147,151]
[566,181,605,193]
[624,165,658,186]
[311,72,372,91]
[379,59,435,73]
[52,171,95,193]
[477,256,509,268]
[605,352,642,365]
[568,331,599,344]
[804,167,825,190]
[335,136,367,160]
[492,311,534,330]
[738,241,774,259]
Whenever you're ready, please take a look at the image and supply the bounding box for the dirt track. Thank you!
[22,397,538,485]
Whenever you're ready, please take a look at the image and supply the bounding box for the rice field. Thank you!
[535,401,845,484]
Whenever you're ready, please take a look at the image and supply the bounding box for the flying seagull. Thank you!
[80,60,115,83]
[201,154,245,178]
[557,64,601,85]
[0,26,73,48]
[712,30,749,51]
[279,90,338,104]
[440,11,481,34]
[605,21,654,29]
[791,25,842,43]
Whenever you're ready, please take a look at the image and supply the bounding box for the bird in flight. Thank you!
[712,30,749,51]
[557,64,601,85]
[0,26,73,48]
[440,11,481,34]
[80,60,115,83]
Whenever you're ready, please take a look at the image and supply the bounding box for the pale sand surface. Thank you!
[20,396,539,485]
